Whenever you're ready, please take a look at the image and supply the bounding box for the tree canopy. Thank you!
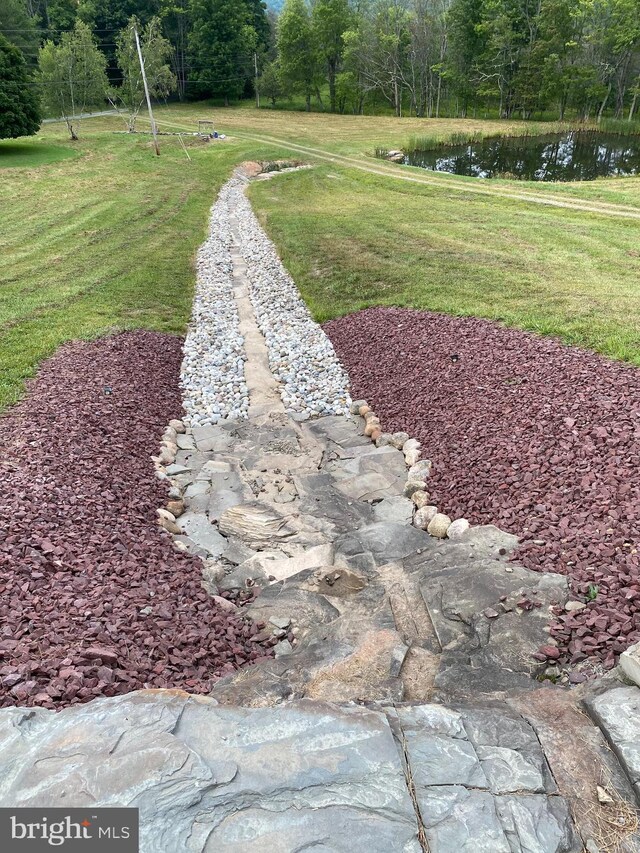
[0,33,41,139]
[38,20,108,138]
[2,0,638,120]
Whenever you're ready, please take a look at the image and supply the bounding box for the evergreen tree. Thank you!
[0,0,39,62]
[0,33,41,138]
[189,0,259,103]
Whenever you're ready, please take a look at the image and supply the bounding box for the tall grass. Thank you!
[375,119,640,158]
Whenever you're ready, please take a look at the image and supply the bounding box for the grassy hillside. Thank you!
[1,104,639,410]
[248,164,640,363]
[0,119,286,408]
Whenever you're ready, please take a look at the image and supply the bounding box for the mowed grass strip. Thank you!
[247,164,640,364]
[0,121,285,409]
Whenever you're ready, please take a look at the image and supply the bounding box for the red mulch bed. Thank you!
[325,307,640,672]
[0,331,270,709]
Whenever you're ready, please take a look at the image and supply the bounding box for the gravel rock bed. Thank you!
[231,177,350,418]
[325,307,640,671]
[181,192,248,427]
[0,332,271,709]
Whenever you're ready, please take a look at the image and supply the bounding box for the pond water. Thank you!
[402,131,640,181]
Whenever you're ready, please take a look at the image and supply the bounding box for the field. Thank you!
[0,116,286,408]
[1,104,639,409]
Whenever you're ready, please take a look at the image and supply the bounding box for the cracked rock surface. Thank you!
[0,691,583,853]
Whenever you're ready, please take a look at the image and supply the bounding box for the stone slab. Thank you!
[307,415,371,449]
[585,685,640,802]
[334,471,404,502]
[334,523,429,571]
[178,512,227,558]
[462,707,555,794]
[240,543,334,583]
[395,704,554,796]
[417,555,567,696]
[294,472,375,534]
[373,496,414,525]
[0,692,422,853]
[417,786,510,852]
[328,445,407,484]
[403,525,519,574]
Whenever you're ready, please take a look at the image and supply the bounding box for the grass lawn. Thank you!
[0,120,286,409]
[247,162,640,363]
[0,139,78,169]
[1,105,639,410]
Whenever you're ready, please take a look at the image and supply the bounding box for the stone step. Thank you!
[0,690,597,853]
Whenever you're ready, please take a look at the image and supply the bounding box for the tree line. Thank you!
[271,0,640,121]
[2,0,640,142]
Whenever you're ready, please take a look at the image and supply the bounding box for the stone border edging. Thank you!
[348,398,470,541]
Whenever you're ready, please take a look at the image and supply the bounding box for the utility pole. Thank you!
[134,26,160,156]
[254,52,260,110]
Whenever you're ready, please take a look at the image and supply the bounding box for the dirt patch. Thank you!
[0,331,271,709]
[324,307,640,671]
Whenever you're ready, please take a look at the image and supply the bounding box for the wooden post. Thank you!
[254,52,260,110]
[134,26,160,156]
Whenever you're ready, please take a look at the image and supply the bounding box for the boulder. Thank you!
[447,518,471,539]
[620,643,640,688]
[412,491,431,509]
[408,460,432,480]
[413,506,438,530]
[403,480,427,498]
[427,513,452,538]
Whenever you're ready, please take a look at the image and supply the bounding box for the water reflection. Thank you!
[404,131,640,181]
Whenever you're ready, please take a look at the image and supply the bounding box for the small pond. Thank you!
[401,131,640,181]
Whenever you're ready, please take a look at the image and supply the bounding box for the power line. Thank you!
[0,27,122,33]
[11,74,254,87]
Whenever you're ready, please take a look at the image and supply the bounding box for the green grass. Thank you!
[247,163,640,363]
[1,104,639,410]
[0,119,286,408]
[0,139,78,169]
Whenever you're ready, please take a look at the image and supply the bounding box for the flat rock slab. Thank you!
[373,496,414,525]
[585,685,640,803]
[416,554,568,698]
[178,511,227,558]
[307,415,371,449]
[391,704,579,853]
[0,691,421,853]
[403,525,519,574]
[0,690,583,853]
[294,472,375,534]
[335,523,429,572]
[416,787,580,853]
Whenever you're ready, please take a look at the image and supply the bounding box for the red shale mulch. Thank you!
[1,331,270,709]
[325,308,640,671]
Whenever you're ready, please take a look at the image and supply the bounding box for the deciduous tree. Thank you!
[277,0,320,110]
[112,15,176,130]
[37,20,108,138]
